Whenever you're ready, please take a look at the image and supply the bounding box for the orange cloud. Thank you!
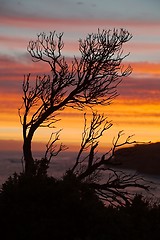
[0,89,160,150]
[0,14,160,151]
[130,62,160,75]
[0,35,27,49]
[128,42,160,52]
[1,15,160,31]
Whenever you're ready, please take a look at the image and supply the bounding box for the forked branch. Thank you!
[44,129,68,163]
[68,112,150,206]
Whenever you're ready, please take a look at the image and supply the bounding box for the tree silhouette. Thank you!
[18,29,149,205]
[69,113,149,205]
[19,29,132,175]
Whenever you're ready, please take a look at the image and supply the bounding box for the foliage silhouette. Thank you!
[0,173,160,240]
[1,28,157,239]
[0,172,105,239]
[17,29,150,206]
[19,29,132,175]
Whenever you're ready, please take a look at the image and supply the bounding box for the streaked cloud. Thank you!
[1,0,160,22]
[1,14,160,63]
[0,0,160,149]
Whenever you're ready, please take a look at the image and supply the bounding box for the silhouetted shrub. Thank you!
[0,172,160,240]
[0,171,105,239]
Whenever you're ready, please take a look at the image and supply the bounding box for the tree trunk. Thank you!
[23,138,35,176]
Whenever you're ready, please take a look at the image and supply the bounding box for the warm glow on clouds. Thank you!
[129,42,160,52]
[1,56,160,80]
[0,57,160,148]
[0,35,27,49]
[0,0,160,152]
[131,62,160,76]
[0,93,160,150]
[1,15,160,31]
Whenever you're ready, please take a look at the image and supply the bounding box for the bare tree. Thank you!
[69,112,149,206]
[19,29,132,175]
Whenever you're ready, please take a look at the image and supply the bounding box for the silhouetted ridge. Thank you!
[115,142,160,175]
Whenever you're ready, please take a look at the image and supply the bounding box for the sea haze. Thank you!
[0,150,23,183]
[0,150,160,201]
[0,150,77,184]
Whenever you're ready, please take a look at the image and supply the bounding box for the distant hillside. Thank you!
[114,142,160,175]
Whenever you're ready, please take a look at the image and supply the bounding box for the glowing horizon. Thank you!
[0,0,160,152]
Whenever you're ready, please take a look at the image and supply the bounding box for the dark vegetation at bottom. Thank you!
[0,172,160,240]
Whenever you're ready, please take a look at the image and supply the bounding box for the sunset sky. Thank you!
[0,0,160,154]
